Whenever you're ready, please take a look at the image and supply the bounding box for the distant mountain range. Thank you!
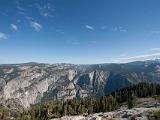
[0,60,160,108]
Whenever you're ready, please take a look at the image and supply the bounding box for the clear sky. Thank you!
[0,0,160,64]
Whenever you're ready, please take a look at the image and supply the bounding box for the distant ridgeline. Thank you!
[0,82,160,120]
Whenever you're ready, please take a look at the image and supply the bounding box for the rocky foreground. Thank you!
[52,107,160,120]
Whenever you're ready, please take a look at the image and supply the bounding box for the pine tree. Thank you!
[127,93,137,109]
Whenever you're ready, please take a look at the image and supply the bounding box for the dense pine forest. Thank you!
[0,83,160,120]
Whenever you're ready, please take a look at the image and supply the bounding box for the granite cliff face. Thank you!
[0,60,160,108]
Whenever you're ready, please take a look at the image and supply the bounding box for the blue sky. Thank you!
[0,0,160,64]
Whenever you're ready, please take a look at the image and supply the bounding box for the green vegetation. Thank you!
[153,95,160,102]
[0,106,10,120]
[18,96,118,120]
[148,110,160,119]
[127,94,137,109]
[0,106,21,120]
[0,83,160,120]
